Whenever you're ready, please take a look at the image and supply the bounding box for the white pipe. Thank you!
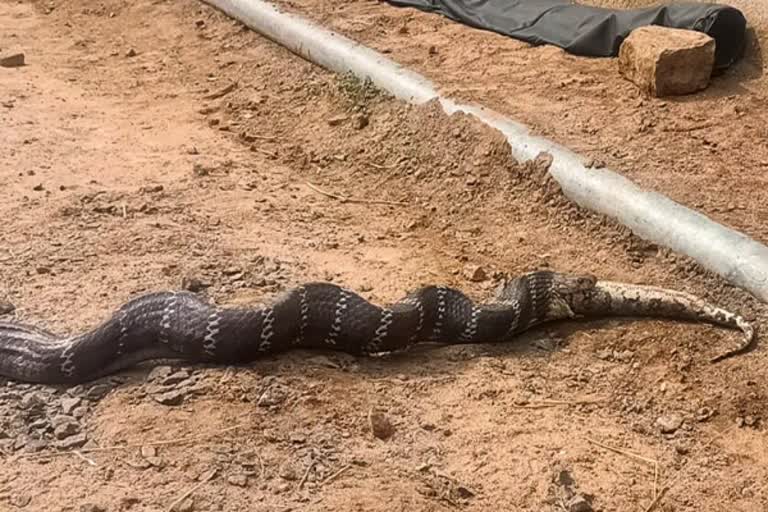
[202,0,768,302]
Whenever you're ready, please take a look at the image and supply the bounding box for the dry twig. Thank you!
[643,426,735,512]
[320,464,352,486]
[21,423,247,460]
[297,459,316,491]
[512,397,606,409]
[167,468,218,512]
[585,437,658,466]
[305,181,407,206]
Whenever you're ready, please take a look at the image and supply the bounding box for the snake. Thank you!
[0,270,756,384]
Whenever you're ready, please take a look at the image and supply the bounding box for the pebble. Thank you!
[21,391,46,411]
[71,405,89,419]
[463,264,488,282]
[0,52,25,68]
[86,384,112,401]
[154,390,185,406]
[53,420,80,440]
[61,397,82,415]
[125,48,137,57]
[257,386,288,407]
[596,349,614,360]
[695,406,714,422]
[0,301,15,315]
[56,432,88,449]
[147,365,173,382]
[141,445,157,458]
[24,438,49,452]
[145,456,164,468]
[327,115,348,126]
[354,114,369,129]
[278,462,299,481]
[181,276,207,292]
[10,494,32,508]
[369,410,395,440]
[227,474,248,487]
[80,504,106,512]
[162,370,191,386]
[656,414,684,433]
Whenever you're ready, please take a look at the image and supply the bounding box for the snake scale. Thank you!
[0,271,756,384]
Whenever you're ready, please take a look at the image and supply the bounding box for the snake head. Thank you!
[545,273,598,320]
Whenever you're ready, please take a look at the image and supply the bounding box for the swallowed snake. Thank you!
[0,271,755,384]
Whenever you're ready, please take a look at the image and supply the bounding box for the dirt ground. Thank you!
[0,0,766,511]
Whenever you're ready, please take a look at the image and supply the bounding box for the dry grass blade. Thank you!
[585,437,658,466]
[20,422,248,460]
[512,397,606,409]
[167,468,218,512]
[320,464,352,486]
[305,181,408,206]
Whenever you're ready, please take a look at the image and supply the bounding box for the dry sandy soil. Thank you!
[0,1,766,511]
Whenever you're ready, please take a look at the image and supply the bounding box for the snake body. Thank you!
[0,271,755,384]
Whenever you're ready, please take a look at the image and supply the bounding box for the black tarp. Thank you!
[383,1,746,70]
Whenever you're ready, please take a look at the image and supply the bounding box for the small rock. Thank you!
[0,301,15,315]
[171,498,194,512]
[695,406,714,422]
[618,26,715,97]
[675,443,690,455]
[61,397,82,415]
[181,276,207,293]
[273,481,292,493]
[10,494,32,508]
[162,370,190,386]
[154,390,185,406]
[195,19,206,28]
[145,456,164,468]
[327,115,348,126]
[141,445,157,458]
[257,386,288,407]
[80,504,106,512]
[0,52,25,68]
[353,114,369,129]
[289,433,307,444]
[56,432,88,449]
[227,474,248,487]
[656,414,684,434]
[463,264,488,282]
[369,410,395,440]
[147,365,173,382]
[24,438,48,452]
[125,48,137,58]
[744,415,757,427]
[35,265,50,273]
[71,405,89,419]
[456,486,475,499]
[21,391,46,411]
[67,385,85,396]
[86,383,112,401]
[278,462,299,481]
[567,494,593,512]
[595,349,612,360]
[54,421,80,440]
[28,417,50,431]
